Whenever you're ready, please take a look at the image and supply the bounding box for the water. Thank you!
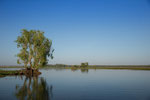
[0,68,150,100]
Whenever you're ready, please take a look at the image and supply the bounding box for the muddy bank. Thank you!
[0,68,41,77]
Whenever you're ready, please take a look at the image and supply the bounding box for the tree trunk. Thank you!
[28,55,32,68]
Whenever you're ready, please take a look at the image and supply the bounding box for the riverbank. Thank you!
[0,66,23,68]
[0,68,41,77]
[43,65,150,70]
[0,70,20,77]
[1,65,150,70]
[0,65,150,77]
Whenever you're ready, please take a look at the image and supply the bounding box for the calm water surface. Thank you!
[0,68,150,100]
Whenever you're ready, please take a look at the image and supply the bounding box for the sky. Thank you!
[0,0,150,65]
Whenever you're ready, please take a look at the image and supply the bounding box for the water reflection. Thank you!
[80,69,88,73]
[71,68,89,73]
[15,76,53,100]
[71,68,78,72]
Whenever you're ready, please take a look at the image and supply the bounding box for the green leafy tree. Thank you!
[15,29,54,69]
[81,62,88,67]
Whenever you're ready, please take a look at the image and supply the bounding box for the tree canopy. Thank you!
[15,29,54,69]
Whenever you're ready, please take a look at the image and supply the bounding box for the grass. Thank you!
[0,66,23,68]
[0,75,5,77]
[1,65,150,71]
[43,65,150,70]
[0,70,20,76]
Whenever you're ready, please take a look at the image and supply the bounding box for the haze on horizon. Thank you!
[0,0,150,66]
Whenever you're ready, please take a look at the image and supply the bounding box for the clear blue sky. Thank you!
[0,0,150,65]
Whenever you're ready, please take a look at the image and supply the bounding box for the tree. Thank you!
[15,29,54,69]
[81,62,88,67]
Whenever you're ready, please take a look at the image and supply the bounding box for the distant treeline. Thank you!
[1,64,150,70]
[44,64,150,70]
[45,64,150,67]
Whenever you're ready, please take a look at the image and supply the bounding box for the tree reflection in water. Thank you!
[15,76,53,100]
[71,68,89,73]
[80,69,88,73]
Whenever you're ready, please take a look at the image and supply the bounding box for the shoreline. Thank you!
[44,66,150,70]
[0,65,150,77]
[0,65,150,70]
[0,68,41,77]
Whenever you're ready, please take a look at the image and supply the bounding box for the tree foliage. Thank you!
[15,29,54,69]
[81,62,88,67]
